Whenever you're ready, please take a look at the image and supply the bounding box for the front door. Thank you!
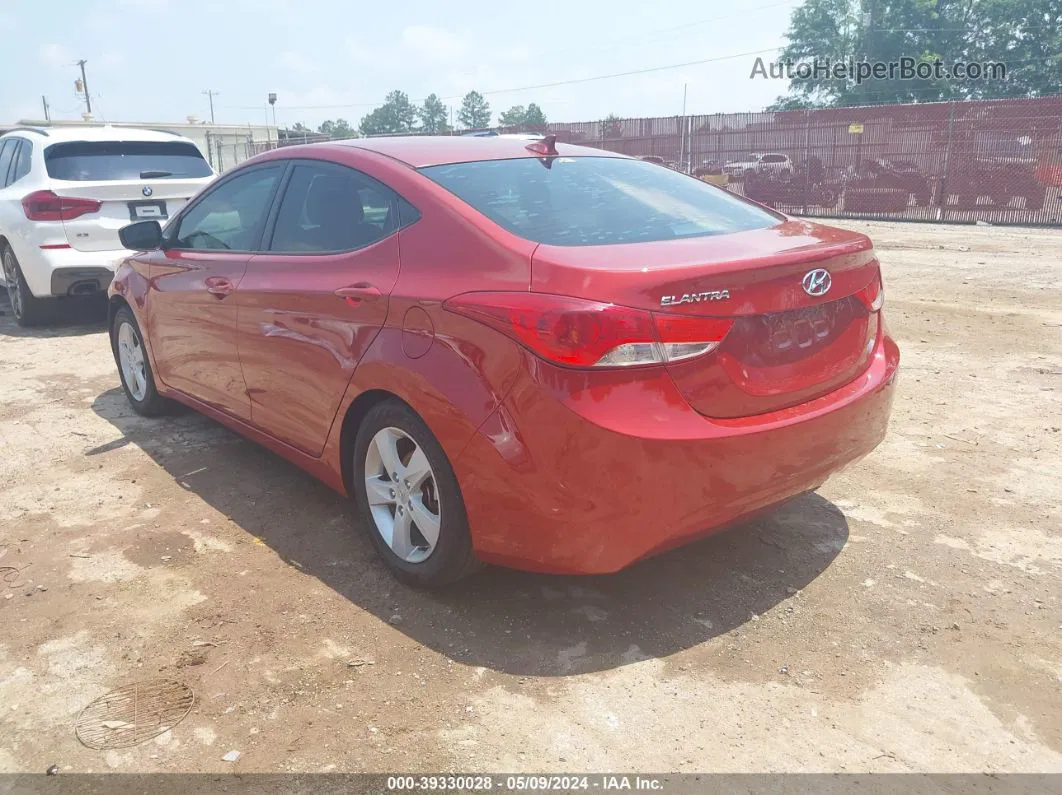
[237,161,403,455]
[147,163,284,418]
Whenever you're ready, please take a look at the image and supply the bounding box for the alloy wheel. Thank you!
[363,426,442,564]
[3,251,23,321]
[117,321,148,401]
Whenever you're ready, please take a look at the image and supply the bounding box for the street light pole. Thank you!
[202,89,219,124]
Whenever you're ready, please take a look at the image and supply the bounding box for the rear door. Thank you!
[43,139,215,253]
[237,160,403,456]
[147,163,284,419]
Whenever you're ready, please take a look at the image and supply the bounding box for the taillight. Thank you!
[22,190,101,222]
[444,292,733,369]
[857,272,884,312]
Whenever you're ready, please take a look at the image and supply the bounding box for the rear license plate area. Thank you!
[128,200,167,221]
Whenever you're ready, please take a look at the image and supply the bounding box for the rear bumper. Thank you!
[454,330,900,574]
[8,238,130,298]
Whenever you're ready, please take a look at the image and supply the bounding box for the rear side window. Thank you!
[44,140,213,181]
[10,140,32,184]
[173,166,282,251]
[420,156,778,247]
[0,140,17,187]
[761,155,787,163]
[269,163,398,253]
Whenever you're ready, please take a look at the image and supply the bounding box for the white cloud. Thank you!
[39,43,73,69]
[401,25,468,63]
[344,36,396,68]
[116,0,172,11]
[278,50,316,74]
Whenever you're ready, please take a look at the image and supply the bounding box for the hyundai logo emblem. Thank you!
[802,268,832,297]
[142,186,153,197]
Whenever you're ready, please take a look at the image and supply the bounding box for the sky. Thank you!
[0,0,802,129]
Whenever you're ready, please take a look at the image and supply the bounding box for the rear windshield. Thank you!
[420,156,778,246]
[44,140,213,181]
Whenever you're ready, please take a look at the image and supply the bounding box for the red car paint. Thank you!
[109,137,899,575]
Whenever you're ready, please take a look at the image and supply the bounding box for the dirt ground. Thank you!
[0,219,1060,775]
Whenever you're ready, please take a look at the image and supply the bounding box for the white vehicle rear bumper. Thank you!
[7,236,131,298]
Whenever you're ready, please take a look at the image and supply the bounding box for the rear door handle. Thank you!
[335,283,382,304]
[205,276,234,298]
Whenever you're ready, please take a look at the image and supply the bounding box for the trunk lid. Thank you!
[51,177,212,252]
[530,219,882,417]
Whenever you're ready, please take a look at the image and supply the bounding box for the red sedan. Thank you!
[108,135,899,587]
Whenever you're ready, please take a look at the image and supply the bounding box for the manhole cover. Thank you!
[75,679,194,750]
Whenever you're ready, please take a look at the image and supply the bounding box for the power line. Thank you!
[220,45,785,112]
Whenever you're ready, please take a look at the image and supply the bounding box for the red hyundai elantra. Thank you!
[108,135,898,586]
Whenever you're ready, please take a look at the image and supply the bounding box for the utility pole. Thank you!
[76,59,92,114]
[41,96,51,121]
[202,90,219,124]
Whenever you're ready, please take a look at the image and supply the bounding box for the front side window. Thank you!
[45,140,213,181]
[173,166,282,251]
[269,163,397,253]
[420,156,779,247]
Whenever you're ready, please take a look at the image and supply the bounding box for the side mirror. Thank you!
[119,220,163,251]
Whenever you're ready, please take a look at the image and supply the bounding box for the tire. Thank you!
[1025,186,1046,212]
[110,305,172,417]
[817,187,839,209]
[2,245,53,327]
[353,400,480,587]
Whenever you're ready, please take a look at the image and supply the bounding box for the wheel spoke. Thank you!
[404,447,432,489]
[374,428,403,479]
[365,475,395,506]
[389,508,415,560]
[409,495,441,549]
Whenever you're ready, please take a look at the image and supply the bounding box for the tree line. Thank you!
[289,91,548,138]
[773,0,1061,108]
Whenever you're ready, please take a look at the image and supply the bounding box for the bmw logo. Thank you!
[142,186,153,197]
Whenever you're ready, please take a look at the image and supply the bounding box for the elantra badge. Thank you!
[802,268,831,297]
[142,186,153,197]
[660,289,731,307]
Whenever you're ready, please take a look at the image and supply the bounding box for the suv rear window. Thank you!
[44,140,213,181]
[420,156,778,246]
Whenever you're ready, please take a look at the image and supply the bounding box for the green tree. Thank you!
[291,121,310,132]
[523,103,547,127]
[771,0,1061,107]
[458,90,491,129]
[419,93,449,134]
[318,119,356,138]
[498,105,527,126]
[359,90,418,136]
[602,114,623,138]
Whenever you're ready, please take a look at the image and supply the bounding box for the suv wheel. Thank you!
[3,246,52,327]
[353,400,481,587]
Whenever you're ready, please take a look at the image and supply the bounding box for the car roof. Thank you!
[0,125,194,145]
[335,135,628,168]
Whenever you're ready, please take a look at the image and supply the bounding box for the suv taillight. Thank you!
[444,292,733,368]
[22,190,102,221]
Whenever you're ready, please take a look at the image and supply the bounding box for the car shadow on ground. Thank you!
[0,293,107,338]
[91,387,849,677]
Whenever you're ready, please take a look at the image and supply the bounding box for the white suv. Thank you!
[0,125,216,326]
[723,152,793,179]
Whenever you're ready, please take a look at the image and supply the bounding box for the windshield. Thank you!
[44,140,213,181]
[420,156,779,246]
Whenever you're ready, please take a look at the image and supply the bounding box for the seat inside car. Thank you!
[279,173,383,252]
